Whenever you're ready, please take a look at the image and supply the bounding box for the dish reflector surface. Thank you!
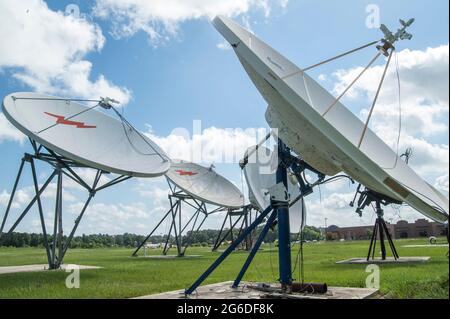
[166,160,244,209]
[2,92,170,177]
[213,16,448,223]
[244,145,306,232]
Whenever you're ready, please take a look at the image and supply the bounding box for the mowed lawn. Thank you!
[0,238,448,299]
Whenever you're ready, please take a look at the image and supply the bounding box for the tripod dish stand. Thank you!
[351,186,402,260]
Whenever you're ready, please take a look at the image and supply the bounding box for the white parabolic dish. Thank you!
[2,92,170,178]
[165,160,244,209]
[213,16,449,223]
[244,145,306,232]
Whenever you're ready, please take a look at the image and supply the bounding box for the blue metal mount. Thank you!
[185,138,295,295]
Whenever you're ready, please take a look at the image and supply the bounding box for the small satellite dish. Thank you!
[165,160,244,208]
[243,145,306,232]
[2,92,170,177]
[213,16,448,223]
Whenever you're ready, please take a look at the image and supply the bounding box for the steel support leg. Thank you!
[30,158,52,268]
[232,210,278,288]
[229,215,235,242]
[382,218,399,259]
[57,172,64,267]
[185,205,274,295]
[367,218,378,261]
[173,200,182,256]
[196,203,208,231]
[163,200,178,255]
[60,194,94,260]
[51,168,62,268]
[379,217,386,260]
[132,201,177,256]
[181,210,201,257]
[212,212,229,251]
[0,158,25,235]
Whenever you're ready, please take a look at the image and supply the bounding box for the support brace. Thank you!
[132,180,216,258]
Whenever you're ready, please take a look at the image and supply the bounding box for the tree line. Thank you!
[0,225,323,249]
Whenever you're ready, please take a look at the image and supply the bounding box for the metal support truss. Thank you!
[212,205,260,252]
[0,140,131,269]
[132,178,223,258]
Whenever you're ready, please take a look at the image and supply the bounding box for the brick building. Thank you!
[326,219,448,240]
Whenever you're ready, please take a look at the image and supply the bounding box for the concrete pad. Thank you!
[402,244,448,248]
[0,264,102,275]
[336,256,430,265]
[139,255,202,259]
[135,281,379,299]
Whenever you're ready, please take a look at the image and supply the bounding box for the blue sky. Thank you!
[0,0,448,235]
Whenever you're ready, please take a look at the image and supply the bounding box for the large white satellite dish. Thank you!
[165,160,244,209]
[2,92,170,177]
[213,16,448,224]
[243,145,306,232]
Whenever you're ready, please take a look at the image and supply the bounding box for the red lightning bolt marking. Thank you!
[44,112,96,129]
[175,170,198,176]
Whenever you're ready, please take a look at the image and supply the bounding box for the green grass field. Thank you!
[0,238,448,299]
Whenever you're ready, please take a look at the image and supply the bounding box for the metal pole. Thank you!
[367,219,378,261]
[181,210,201,256]
[213,212,229,251]
[229,214,235,242]
[372,222,378,260]
[175,199,182,256]
[379,218,386,260]
[60,194,94,260]
[132,201,177,256]
[358,49,394,148]
[95,175,132,192]
[0,158,25,235]
[382,219,399,259]
[6,171,57,234]
[301,40,380,72]
[52,167,64,267]
[60,170,102,262]
[232,210,278,288]
[56,170,64,267]
[322,52,382,117]
[180,207,201,234]
[51,168,61,267]
[162,201,176,255]
[276,139,293,292]
[213,215,244,251]
[185,205,273,295]
[30,158,52,268]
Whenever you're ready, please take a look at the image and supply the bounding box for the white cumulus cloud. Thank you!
[145,125,271,165]
[94,0,289,45]
[0,0,131,103]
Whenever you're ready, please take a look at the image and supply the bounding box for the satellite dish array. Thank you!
[0,92,245,265]
[0,16,447,295]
